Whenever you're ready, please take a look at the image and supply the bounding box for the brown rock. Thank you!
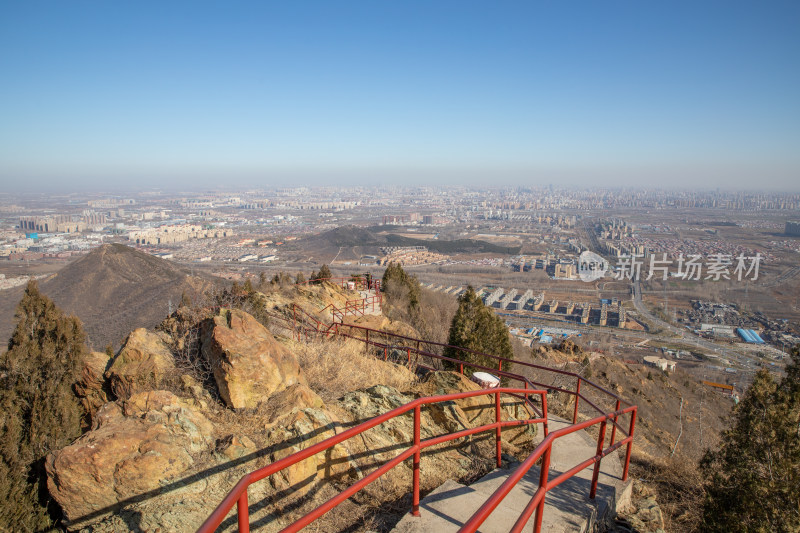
[416,372,537,450]
[74,351,112,425]
[216,434,257,460]
[46,390,214,527]
[105,328,176,399]
[258,383,325,428]
[266,407,360,497]
[200,308,307,409]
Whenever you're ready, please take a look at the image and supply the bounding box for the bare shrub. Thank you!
[294,338,416,403]
[627,452,705,532]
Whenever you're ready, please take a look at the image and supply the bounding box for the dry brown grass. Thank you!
[626,450,706,532]
[293,338,417,403]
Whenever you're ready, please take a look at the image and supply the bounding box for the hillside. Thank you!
[291,225,522,257]
[0,244,218,350]
[525,344,734,531]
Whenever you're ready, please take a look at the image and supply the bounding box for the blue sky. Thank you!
[1,1,798,191]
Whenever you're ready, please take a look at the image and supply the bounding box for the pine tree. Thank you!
[242,277,254,295]
[317,264,332,282]
[0,281,87,530]
[381,262,421,310]
[701,345,800,532]
[442,286,513,375]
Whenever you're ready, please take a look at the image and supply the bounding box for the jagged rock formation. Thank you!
[105,328,176,399]
[46,391,214,527]
[200,308,307,409]
[40,277,541,532]
[74,351,112,425]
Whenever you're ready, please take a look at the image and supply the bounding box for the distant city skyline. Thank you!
[1,1,798,192]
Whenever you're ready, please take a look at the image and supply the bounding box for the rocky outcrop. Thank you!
[105,328,176,399]
[614,483,666,533]
[200,308,307,409]
[46,390,214,528]
[266,407,361,498]
[74,350,112,425]
[258,383,325,428]
[415,371,538,451]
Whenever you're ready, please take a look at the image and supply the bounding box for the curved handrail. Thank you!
[267,299,631,439]
[460,405,638,533]
[280,303,629,428]
[332,321,628,408]
[199,282,637,533]
[197,387,548,533]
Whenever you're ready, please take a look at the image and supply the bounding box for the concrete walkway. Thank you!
[392,416,629,532]
[357,289,383,316]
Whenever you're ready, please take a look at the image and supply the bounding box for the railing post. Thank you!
[366,330,369,346]
[459,363,464,375]
[407,348,411,366]
[495,391,502,468]
[293,306,297,340]
[498,360,502,372]
[590,418,608,499]
[623,408,637,481]
[384,347,388,361]
[573,378,582,424]
[533,446,552,533]
[610,399,621,446]
[237,490,250,533]
[542,393,549,437]
[412,405,421,516]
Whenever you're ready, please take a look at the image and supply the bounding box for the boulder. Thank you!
[258,383,325,428]
[74,350,112,425]
[415,372,537,450]
[200,308,307,409]
[333,384,497,502]
[105,328,176,399]
[266,407,360,498]
[216,434,257,460]
[46,390,214,528]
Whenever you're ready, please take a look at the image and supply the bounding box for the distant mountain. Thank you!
[297,225,385,249]
[293,225,521,256]
[0,244,218,350]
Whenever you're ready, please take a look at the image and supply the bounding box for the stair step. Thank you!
[391,415,628,532]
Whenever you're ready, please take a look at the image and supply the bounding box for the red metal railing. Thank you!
[200,280,638,532]
[461,405,637,532]
[294,276,380,293]
[197,388,548,533]
[283,310,628,427]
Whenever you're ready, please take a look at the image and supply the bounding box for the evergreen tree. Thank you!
[381,262,421,310]
[0,281,87,531]
[317,264,332,282]
[442,286,513,375]
[701,345,800,532]
[295,272,306,285]
[242,278,254,294]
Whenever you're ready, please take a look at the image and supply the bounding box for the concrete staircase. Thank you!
[358,289,383,315]
[392,416,630,532]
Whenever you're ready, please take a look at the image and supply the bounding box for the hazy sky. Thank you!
[1,1,798,191]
